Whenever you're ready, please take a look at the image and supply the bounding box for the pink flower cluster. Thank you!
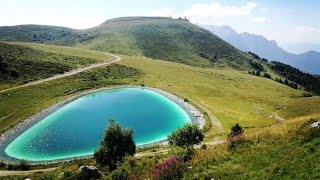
[153,156,180,177]
[227,130,244,141]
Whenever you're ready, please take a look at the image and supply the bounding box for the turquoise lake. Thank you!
[5,88,191,161]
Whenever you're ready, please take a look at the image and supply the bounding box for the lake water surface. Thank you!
[5,88,191,161]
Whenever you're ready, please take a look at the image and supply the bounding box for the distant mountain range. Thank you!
[201,25,320,75]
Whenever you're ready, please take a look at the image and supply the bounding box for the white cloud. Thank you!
[295,25,319,32]
[259,7,269,13]
[280,25,320,45]
[184,1,256,23]
[151,8,175,17]
[252,17,272,23]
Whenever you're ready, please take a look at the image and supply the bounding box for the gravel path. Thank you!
[0,52,121,93]
[0,167,57,177]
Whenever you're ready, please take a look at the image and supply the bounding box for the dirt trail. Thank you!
[135,140,225,157]
[0,53,121,93]
[0,167,57,176]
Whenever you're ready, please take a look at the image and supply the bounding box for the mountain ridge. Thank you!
[202,24,320,74]
[0,17,255,70]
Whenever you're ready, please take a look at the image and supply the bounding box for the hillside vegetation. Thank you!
[0,17,319,179]
[1,55,319,178]
[0,17,257,69]
[185,116,320,179]
[0,42,107,90]
[0,54,309,136]
[0,25,79,46]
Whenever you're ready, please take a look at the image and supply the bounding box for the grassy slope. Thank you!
[0,17,257,69]
[0,54,309,136]
[1,53,320,179]
[0,56,320,179]
[79,17,250,69]
[119,56,306,133]
[185,115,320,179]
[0,42,107,90]
[0,25,80,46]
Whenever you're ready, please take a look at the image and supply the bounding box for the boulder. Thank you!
[310,122,320,128]
[78,165,105,179]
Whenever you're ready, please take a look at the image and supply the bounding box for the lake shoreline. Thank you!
[0,85,205,164]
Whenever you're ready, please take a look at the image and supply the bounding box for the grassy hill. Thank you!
[0,42,108,90]
[185,116,320,179]
[0,17,255,69]
[0,53,310,137]
[1,54,319,179]
[0,17,319,179]
[0,25,79,46]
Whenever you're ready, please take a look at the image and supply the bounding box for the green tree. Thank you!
[263,73,272,79]
[255,71,261,76]
[0,54,7,73]
[230,123,243,134]
[19,159,30,170]
[94,119,136,171]
[168,124,204,148]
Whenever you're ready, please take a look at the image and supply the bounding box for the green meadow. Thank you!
[0,42,319,179]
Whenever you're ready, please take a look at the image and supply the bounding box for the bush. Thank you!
[304,119,320,142]
[263,73,272,79]
[296,119,320,142]
[255,71,261,76]
[152,156,186,180]
[19,159,30,170]
[201,144,207,149]
[228,123,244,141]
[10,70,20,78]
[7,163,19,170]
[0,161,5,168]
[228,136,251,151]
[168,124,204,148]
[173,147,195,163]
[250,60,264,71]
[94,119,136,171]
[301,92,313,97]
[111,167,129,180]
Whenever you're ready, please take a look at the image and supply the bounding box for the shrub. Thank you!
[305,119,320,142]
[228,136,251,151]
[7,163,19,170]
[168,124,204,148]
[111,167,129,180]
[255,71,261,76]
[90,73,98,81]
[263,73,272,79]
[152,156,186,180]
[296,119,320,142]
[0,161,5,168]
[201,144,207,149]
[94,119,136,171]
[10,70,20,78]
[173,147,195,163]
[301,92,313,97]
[19,159,30,170]
[228,123,244,141]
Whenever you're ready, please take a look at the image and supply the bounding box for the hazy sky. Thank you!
[1,0,319,53]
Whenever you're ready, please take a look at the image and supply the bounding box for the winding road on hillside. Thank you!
[0,53,121,93]
[0,167,57,177]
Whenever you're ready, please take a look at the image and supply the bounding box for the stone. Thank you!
[310,122,320,128]
[78,165,105,178]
